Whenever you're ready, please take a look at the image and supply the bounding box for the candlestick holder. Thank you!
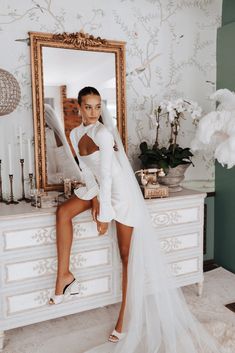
[18,159,31,202]
[6,174,19,205]
[0,159,7,203]
[29,173,34,190]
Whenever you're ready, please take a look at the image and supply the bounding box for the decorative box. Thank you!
[31,191,59,208]
[40,192,59,208]
[141,185,169,199]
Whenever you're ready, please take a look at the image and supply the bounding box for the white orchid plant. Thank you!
[139,98,202,171]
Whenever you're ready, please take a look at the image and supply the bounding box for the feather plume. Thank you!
[210,88,235,111]
[191,89,235,168]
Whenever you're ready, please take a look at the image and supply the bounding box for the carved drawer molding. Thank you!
[5,247,111,284]
[5,275,112,316]
[3,221,98,251]
[150,207,200,228]
[169,257,199,277]
[160,232,199,254]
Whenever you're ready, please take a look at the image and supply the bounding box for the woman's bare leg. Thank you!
[55,195,91,294]
[110,221,133,338]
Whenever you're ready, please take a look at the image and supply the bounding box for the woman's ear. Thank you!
[77,104,81,116]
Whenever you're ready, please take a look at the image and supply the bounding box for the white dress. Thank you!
[70,111,221,353]
[70,120,136,226]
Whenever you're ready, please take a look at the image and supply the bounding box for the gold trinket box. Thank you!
[141,185,169,199]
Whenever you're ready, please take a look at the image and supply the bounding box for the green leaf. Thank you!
[139,141,193,170]
[139,141,148,153]
[157,160,169,172]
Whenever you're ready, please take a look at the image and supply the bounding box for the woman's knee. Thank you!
[120,247,129,266]
[56,203,71,222]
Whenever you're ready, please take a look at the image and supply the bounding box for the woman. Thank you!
[49,86,134,342]
[49,87,221,353]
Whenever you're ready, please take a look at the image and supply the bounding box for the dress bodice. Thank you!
[70,121,117,222]
[79,150,100,174]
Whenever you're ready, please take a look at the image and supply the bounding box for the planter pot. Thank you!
[158,164,190,192]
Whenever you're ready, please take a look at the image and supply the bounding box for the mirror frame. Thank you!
[29,31,127,191]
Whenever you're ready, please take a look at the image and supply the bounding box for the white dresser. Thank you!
[0,188,205,351]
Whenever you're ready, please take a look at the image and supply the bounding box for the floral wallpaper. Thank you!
[0,0,222,198]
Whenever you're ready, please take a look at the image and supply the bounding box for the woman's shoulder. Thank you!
[70,124,83,141]
[95,122,113,140]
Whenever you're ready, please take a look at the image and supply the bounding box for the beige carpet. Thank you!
[3,267,235,353]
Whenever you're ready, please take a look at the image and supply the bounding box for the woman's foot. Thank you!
[108,321,124,343]
[108,329,125,343]
[49,272,80,305]
[55,272,75,295]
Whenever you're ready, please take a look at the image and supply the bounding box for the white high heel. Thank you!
[108,329,126,343]
[49,278,80,305]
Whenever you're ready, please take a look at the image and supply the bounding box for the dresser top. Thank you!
[0,188,206,220]
[0,202,56,219]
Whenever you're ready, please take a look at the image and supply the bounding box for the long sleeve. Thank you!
[95,128,116,222]
[70,128,99,200]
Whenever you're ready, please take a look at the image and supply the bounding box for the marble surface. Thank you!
[182,179,215,194]
[0,202,55,219]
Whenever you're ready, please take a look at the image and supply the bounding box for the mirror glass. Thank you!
[42,47,116,184]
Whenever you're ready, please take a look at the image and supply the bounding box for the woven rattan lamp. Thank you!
[0,68,21,116]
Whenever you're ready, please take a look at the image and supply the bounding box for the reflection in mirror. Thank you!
[42,47,116,185]
[44,103,80,184]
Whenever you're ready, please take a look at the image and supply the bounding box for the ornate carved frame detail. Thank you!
[29,31,127,191]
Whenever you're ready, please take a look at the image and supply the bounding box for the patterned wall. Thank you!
[0,0,222,198]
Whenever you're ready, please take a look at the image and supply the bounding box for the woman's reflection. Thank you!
[44,103,80,183]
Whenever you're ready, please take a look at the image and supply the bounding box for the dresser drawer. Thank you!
[168,257,200,278]
[159,230,201,254]
[3,245,112,285]
[3,273,112,317]
[2,220,101,252]
[150,206,201,228]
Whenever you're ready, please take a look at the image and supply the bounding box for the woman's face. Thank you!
[78,94,101,126]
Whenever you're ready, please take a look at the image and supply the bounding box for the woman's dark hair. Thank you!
[77,86,100,105]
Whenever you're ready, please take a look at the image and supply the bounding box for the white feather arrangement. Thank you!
[191,89,235,169]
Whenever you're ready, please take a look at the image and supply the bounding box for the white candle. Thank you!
[27,138,33,173]
[19,127,23,158]
[8,143,13,174]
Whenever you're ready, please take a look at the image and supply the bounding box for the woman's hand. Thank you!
[91,196,100,222]
[91,197,109,235]
[97,221,109,235]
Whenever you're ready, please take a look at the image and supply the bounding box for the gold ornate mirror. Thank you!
[29,31,127,191]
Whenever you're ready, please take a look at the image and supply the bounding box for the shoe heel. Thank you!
[64,279,80,296]
[49,278,80,305]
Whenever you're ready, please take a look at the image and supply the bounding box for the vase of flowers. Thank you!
[139,98,201,192]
